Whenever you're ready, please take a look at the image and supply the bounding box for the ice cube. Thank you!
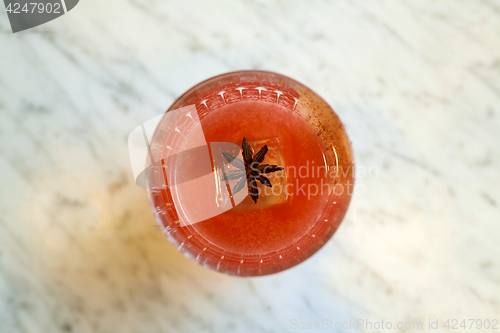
[209,138,288,212]
[234,137,288,211]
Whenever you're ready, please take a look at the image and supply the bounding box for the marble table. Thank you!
[1,1,499,332]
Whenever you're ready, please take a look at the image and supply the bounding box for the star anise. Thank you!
[221,137,284,203]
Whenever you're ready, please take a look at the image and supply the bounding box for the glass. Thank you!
[146,71,353,276]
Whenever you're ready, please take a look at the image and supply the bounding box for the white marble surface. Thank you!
[1,1,500,332]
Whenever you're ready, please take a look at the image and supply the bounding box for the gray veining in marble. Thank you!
[1,1,500,332]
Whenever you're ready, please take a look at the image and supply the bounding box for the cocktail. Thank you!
[145,71,353,276]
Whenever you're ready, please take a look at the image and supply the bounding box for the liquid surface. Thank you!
[184,100,330,255]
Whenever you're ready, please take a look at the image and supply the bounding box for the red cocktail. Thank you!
[147,71,353,276]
